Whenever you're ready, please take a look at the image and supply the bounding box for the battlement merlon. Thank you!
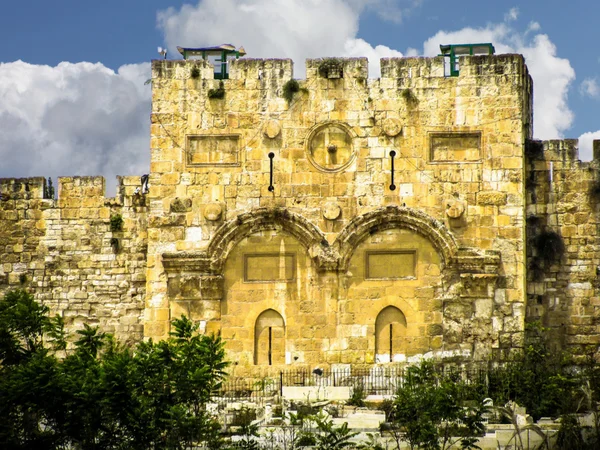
[150,53,531,82]
[0,177,47,200]
[527,139,600,168]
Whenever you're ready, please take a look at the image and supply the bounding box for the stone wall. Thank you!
[0,176,148,344]
[146,53,532,372]
[8,52,596,372]
[525,140,600,358]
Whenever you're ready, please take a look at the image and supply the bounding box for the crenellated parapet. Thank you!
[0,175,149,345]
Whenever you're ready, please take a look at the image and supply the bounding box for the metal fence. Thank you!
[215,363,491,401]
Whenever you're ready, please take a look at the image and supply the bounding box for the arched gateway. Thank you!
[160,206,500,373]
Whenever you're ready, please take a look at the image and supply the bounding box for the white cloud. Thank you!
[157,0,403,77]
[579,130,600,161]
[423,24,575,140]
[526,21,541,33]
[505,7,519,22]
[580,77,600,99]
[0,61,151,195]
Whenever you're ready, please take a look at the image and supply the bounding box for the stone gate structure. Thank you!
[2,50,600,374]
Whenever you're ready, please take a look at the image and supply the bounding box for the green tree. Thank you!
[0,289,228,450]
[391,361,486,450]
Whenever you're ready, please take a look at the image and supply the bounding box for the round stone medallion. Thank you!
[382,118,402,137]
[306,123,355,172]
[204,204,223,221]
[322,203,341,221]
[264,120,281,139]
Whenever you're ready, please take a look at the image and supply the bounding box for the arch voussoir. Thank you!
[334,205,459,272]
[207,207,334,273]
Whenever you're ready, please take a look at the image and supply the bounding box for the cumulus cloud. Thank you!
[580,77,600,99]
[157,0,404,77]
[579,130,600,161]
[423,21,576,140]
[0,61,151,195]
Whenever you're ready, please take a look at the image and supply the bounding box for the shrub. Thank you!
[391,361,487,450]
[282,79,300,103]
[208,81,225,99]
[0,289,228,449]
[109,213,124,232]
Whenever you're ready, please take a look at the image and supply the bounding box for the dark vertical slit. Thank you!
[389,324,393,362]
[389,150,396,190]
[268,152,275,192]
[268,326,273,365]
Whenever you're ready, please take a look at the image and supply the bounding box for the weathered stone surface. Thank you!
[170,197,192,212]
[477,191,507,206]
[11,52,600,374]
[263,119,281,139]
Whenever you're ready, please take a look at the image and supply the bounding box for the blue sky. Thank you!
[1,0,599,193]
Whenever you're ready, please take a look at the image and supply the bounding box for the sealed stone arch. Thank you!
[208,207,338,273]
[254,309,285,365]
[334,205,459,272]
[375,306,407,363]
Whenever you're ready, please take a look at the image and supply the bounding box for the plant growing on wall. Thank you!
[208,81,225,99]
[190,66,200,79]
[282,79,300,103]
[109,213,124,232]
[401,88,418,105]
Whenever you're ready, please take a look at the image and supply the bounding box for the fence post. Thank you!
[280,371,283,397]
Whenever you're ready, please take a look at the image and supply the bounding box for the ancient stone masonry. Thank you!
[2,51,599,373]
[0,177,147,345]
[526,140,600,358]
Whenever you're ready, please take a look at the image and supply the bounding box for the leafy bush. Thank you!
[282,79,300,103]
[391,361,487,450]
[208,81,225,99]
[0,289,228,449]
[317,58,343,78]
[109,213,124,232]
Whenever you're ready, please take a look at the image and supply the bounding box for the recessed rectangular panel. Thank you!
[187,134,240,166]
[366,251,416,279]
[244,253,296,282]
[430,132,481,162]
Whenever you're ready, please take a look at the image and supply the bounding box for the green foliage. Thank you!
[487,322,579,420]
[282,79,300,103]
[190,66,200,79]
[555,414,586,450]
[109,213,124,232]
[311,413,358,450]
[0,290,228,449]
[208,81,225,99]
[391,361,487,450]
[401,88,418,104]
[347,382,366,407]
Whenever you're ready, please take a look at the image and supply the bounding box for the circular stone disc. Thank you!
[264,120,281,139]
[307,123,354,172]
[382,118,402,137]
[323,203,341,221]
[204,204,223,221]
